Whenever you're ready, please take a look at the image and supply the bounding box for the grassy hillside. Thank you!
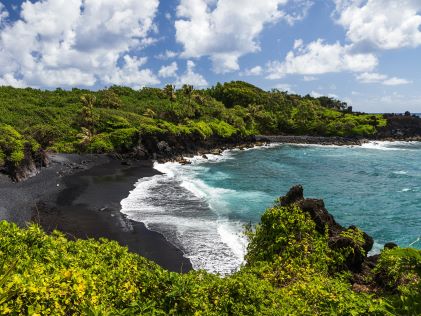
[0,199,419,315]
[0,82,386,171]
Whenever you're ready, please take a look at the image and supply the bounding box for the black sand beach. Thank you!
[0,154,192,273]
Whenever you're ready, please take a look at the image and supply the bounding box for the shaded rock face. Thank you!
[130,133,257,162]
[4,145,49,182]
[280,185,374,272]
[377,114,421,139]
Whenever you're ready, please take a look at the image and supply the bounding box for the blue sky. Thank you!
[0,0,420,112]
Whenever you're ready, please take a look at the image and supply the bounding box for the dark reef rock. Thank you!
[279,184,304,206]
[126,133,258,163]
[280,186,374,272]
[383,242,398,250]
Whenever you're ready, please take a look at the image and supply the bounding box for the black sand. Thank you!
[0,154,192,273]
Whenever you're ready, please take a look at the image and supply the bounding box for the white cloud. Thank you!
[383,77,412,86]
[240,66,263,76]
[310,91,322,98]
[155,50,178,60]
[175,60,208,88]
[334,0,421,50]
[267,39,378,79]
[274,83,295,93]
[0,73,25,88]
[351,92,421,113]
[356,72,412,86]
[0,3,9,24]
[175,0,311,73]
[103,56,159,89]
[158,62,178,78]
[0,0,160,88]
[303,76,317,81]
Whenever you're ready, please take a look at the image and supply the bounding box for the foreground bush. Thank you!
[2,195,419,315]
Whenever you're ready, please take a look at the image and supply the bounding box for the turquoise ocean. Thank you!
[121,141,421,274]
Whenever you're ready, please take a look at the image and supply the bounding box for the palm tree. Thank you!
[79,94,97,142]
[181,84,194,108]
[163,84,176,101]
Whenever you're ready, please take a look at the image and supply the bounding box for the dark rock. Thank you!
[121,161,131,166]
[377,114,421,139]
[384,242,398,250]
[132,144,148,159]
[7,143,39,182]
[279,185,376,272]
[366,254,380,268]
[210,148,223,155]
[298,198,343,236]
[202,154,208,159]
[175,156,191,165]
[279,185,304,206]
[329,233,365,272]
[157,141,172,154]
[349,225,374,253]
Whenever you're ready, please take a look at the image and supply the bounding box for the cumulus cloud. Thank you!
[274,83,295,93]
[175,60,208,88]
[155,50,178,60]
[310,91,322,98]
[158,62,178,78]
[240,66,263,76]
[266,39,378,79]
[0,3,9,24]
[175,0,311,74]
[356,72,412,86]
[333,0,421,50]
[0,0,160,88]
[103,56,159,89]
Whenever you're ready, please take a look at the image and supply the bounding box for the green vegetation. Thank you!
[0,82,386,170]
[1,202,419,315]
[0,125,39,167]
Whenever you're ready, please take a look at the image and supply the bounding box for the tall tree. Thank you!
[163,84,176,101]
[79,94,98,144]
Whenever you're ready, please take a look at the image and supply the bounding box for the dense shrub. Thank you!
[109,128,139,152]
[87,133,114,153]
[1,199,418,314]
[0,124,40,166]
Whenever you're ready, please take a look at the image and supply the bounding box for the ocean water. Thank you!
[121,141,421,274]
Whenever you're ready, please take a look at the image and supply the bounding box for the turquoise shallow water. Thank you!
[121,141,421,274]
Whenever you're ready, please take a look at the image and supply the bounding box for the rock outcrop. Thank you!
[280,185,374,272]
[376,113,421,140]
[3,146,49,182]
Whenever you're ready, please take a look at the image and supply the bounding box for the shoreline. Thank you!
[1,136,420,274]
[256,135,421,146]
[0,153,192,273]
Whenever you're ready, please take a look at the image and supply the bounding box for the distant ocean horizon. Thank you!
[121,141,421,274]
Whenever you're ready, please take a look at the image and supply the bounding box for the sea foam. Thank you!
[120,152,249,275]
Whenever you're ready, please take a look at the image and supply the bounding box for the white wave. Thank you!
[186,150,235,165]
[287,143,347,149]
[361,141,421,151]
[369,242,384,255]
[120,154,251,275]
[217,220,248,264]
[393,170,408,175]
